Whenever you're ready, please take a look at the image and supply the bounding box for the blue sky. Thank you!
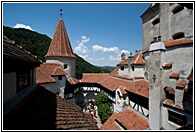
[3,2,151,66]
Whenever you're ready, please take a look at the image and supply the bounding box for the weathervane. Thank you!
[60,9,63,18]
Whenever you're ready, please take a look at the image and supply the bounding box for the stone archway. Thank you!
[85,92,95,108]
[75,92,85,106]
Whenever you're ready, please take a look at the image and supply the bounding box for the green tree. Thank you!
[94,92,113,124]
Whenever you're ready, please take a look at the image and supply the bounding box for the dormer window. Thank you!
[172,32,185,40]
[58,76,62,80]
[64,64,68,69]
[172,5,184,14]
[120,66,124,71]
[152,18,160,25]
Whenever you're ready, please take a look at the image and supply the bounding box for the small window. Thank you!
[121,66,124,71]
[64,64,68,69]
[17,71,30,93]
[152,18,160,25]
[132,66,135,71]
[168,110,187,126]
[58,76,62,80]
[172,32,185,40]
[172,5,184,14]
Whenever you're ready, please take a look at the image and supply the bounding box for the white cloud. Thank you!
[14,23,34,31]
[94,57,105,61]
[120,50,130,55]
[109,55,121,61]
[74,36,90,54]
[92,44,119,53]
[79,54,89,60]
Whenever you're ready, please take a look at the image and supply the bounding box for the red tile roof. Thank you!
[80,73,109,83]
[51,67,67,76]
[163,62,173,68]
[125,80,149,98]
[176,81,187,89]
[80,74,149,98]
[165,86,175,95]
[109,68,118,76]
[3,36,41,65]
[141,38,192,54]
[113,75,133,81]
[169,72,180,79]
[164,98,193,113]
[164,38,193,48]
[100,108,148,130]
[119,86,127,95]
[4,85,99,130]
[68,77,79,85]
[100,112,121,130]
[117,59,128,66]
[45,18,76,58]
[134,76,144,79]
[36,63,64,84]
[131,52,145,65]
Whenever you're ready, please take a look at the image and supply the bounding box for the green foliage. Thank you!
[3,26,51,62]
[94,92,110,106]
[95,92,113,123]
[3,26,113,73]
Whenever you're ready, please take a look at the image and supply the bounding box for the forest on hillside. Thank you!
[3,26,115,73]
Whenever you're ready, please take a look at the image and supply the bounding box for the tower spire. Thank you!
[60,9,63,18]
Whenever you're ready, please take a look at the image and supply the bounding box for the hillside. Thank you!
[3,26,112,73]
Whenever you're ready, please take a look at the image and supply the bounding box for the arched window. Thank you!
[152,18,160,25]
[172,32,185,40]
[172,5,184,14]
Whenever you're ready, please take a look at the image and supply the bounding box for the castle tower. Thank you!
[148,41,166,130]
[45,10,76,78]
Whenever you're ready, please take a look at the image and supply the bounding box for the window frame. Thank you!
[17,70,30,93]
[168,110,187,126]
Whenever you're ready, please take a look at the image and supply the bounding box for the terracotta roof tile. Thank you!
[45,18,76,58]
[51,67,67,76]
[125,80,149,98]
[100,108,148,130]
[117,59,128,66]
[3,37,41,64]
[80,73,109,83]
[36,63,63,84]
[176,81,187,89]
[165,86,175,95]
[163,99,192,113]
[80,74,149,98]
[4,85,98,130]
[119,86,127,95]
[68,77,79,85]
[112,75,133,81]
[134,76,144,79]
[169,72,180,79]
[164,38,193,48]
[109,68,118,76]
[100,112,121,130]
[163,62,173,68]
[131,52,145,65]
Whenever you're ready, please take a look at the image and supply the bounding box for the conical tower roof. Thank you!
[45,18,76,58]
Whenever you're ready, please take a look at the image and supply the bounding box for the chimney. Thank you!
[158,36,161,42]
[121,53,125,61]
[153,37,157,42]
[128,52,134,76]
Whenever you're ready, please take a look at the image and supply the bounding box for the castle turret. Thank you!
[45,10,76,78]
